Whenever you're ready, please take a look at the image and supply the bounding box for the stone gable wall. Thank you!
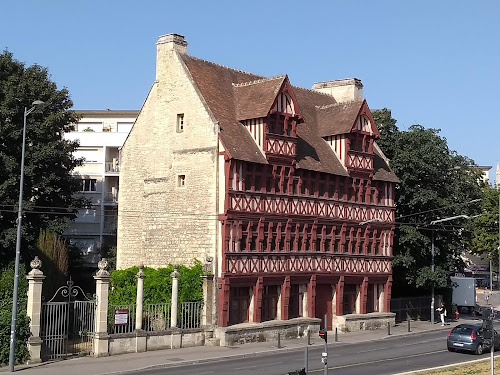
[117,49,219,270]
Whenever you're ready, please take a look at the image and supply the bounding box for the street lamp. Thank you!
[428,214,477,325]
[9,100,44,372]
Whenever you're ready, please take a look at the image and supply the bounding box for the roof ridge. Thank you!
[315,100,363,110]
[233,75,287,87]
[184,54,262,77]
[291,84,339,98]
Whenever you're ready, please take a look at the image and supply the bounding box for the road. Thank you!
[130,328,499,375]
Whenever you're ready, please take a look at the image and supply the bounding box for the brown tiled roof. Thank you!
[234,76,286,121]
[180,55,268,164]
[179,53,398,182]
[373,145,400,182]
[316,101,364,137]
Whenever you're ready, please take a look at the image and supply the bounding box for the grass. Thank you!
[406,357,500,375]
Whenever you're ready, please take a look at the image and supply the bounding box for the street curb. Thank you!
[394,356,493,375]
[95,325,459,375]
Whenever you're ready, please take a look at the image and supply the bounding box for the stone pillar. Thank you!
[201,274,214,327]
[93,258,111,357]
[26,257,45,364]
[135,265,145,330]
[171,265,180,328]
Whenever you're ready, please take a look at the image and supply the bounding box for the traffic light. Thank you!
[319,328,327,343]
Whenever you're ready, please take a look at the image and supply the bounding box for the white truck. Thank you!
[451,276,477,313]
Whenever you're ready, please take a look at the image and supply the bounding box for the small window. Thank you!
[178,175,186,187]
[177,114,184,132]
[81,178,97,192]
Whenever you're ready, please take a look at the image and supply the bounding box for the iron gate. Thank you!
[40,278,95,360]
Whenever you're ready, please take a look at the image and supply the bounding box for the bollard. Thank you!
[307,329,311,345]
[408,317,411,332]
[278,332,281,348]
[387,321,391,335]
[335,327,338,342]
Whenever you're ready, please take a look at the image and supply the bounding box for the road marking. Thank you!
[307,349,449,373]
[233,365,257,370]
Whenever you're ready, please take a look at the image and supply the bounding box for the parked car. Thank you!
[447,324,500,354]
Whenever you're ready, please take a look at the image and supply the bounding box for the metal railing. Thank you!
[179,301,203,329]
[108,301,203,334]
[105,162,120,173]
[144,303,171,331]
[108,304,136,334]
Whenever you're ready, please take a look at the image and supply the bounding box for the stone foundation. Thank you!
[333,312,396,333]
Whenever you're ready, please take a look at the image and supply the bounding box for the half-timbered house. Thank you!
[117,34,399,331]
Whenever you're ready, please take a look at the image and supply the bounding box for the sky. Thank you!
[1,1,499,180]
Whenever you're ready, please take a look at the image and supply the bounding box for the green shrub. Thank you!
[0,264,31,365]
[109,260,203,306]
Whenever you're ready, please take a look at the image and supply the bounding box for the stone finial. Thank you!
[171,265,180,279]
[136,264,146,279]
[30,256,42,270]
[203,256,213,274]
[95,258,110,277]
[28,256,44,277]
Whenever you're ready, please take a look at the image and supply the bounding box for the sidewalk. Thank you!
[1,315,484,375]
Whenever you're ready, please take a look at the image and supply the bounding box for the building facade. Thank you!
[117,34,398,329]
[64,110,137,264]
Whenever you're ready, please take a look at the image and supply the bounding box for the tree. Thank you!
[371,108,399,161]
[466,186,500,264]
[372,111,484,296]
[0,264,30,365]
[0,50,85,269]
[37,229,69,297]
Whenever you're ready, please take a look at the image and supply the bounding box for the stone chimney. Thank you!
[156,33,188,53]
[156,33,188,80]
[311,78,363,103]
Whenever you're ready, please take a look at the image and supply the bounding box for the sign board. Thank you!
[114,309,128,326]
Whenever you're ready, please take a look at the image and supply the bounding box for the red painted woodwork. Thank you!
[316,284,333,330]
[281,276,290,320]
[218,277,230,327]
[384,276,392,313]
[307,275,316,318]
[336,276,345,316]
[225,253,391,275]
[253,277,263,323]
[360,277,369,314]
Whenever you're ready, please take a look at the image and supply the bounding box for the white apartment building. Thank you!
[64,110,138,265]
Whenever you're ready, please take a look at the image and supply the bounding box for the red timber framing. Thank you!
[217,84,395,328]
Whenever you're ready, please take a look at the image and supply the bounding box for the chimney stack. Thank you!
[311,78,363,103]
[156,33,188,54]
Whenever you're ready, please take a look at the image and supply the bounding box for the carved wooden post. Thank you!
[135,265,145,330]
[93,258,110,357]
[26,256,45,363]
[171,265,180,328]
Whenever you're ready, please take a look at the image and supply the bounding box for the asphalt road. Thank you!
[130,327,500,375]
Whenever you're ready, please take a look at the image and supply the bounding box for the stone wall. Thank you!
[117,37,219,270]
[108,329,205,355]
[332,312,396,333]
[214,318,321,347]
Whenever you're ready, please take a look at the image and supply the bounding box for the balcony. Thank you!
[103,191,119,204]
[105,161,120,174]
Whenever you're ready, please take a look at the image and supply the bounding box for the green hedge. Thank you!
[109,260,203,306]
[0,264,30,365]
